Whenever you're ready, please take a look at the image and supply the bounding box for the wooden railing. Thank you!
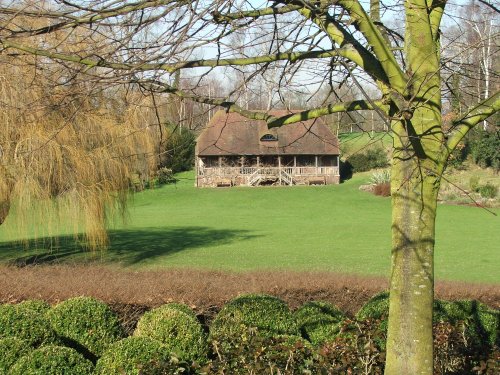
[199,166,339,176]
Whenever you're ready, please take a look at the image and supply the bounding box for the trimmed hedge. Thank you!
[47,297,124,358]
[0,304,58,347]
[17,300,51,315]
[357,293,499,350]
[209,294,299,350]
[434,299,499,348]
[134,306,207,363]
[9,345,94,375]
[294,301,345,345]
[0,337,32,373]
[95,336,172,375]
[159,302,197,319]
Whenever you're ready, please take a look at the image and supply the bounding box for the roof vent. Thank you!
[260,133,278,141]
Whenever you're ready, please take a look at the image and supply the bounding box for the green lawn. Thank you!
[338,131,393,156]
[0,171,498,283]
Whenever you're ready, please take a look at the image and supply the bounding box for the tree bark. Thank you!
[385,148,443,374]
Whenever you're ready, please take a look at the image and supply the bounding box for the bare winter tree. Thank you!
[0,0,499,373]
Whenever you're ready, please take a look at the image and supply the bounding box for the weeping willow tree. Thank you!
[0,50,158,249]
[0,0,499,372]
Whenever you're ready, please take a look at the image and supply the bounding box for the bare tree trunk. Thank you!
[386,148,443,374]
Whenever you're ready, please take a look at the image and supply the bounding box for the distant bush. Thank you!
[346,148,389,173]
[469,176,480,192]
[209,294,298,349]
[373,183,391,197]
[477,183,498,198]
[134,305,207,363]
[468,130,499,170]
[294,301,344,345]
[95,336,172,375]
[9,345,94,375]
[47,297,124,358]
[156,167,176,185]
[369,170,391,184]
[159,126,196,174]
[0,304,57,347]
[0,337,32,373]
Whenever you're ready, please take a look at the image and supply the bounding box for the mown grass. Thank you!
[338,131,392,157]
[0,171,498,283]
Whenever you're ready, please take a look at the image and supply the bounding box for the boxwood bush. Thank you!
[134,305,207,363]
[17,300,51,315]
[358,293,499,351]
[434,299,499,349]
[208,332,315,374]
[294,301,345,345]
[159,302,197,319]
[9,345,94,375]
[95,336,172,375]
[47,297,124,358]
[209,294,299,349]
[0,304,58,347]
[0,337,32,373]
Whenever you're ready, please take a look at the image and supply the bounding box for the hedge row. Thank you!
[0,294,498,374]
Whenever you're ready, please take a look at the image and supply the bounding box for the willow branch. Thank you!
[1,0,182,36]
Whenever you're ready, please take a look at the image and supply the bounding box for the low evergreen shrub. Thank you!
[159,302,197,319]
[17,300,51,315]
[47,296,124,358]
[0,337,32,373]
[209,294,298,348]
[134,306,207,363]
[294,301,344,345]
[208,332,316,374]
[434,299,499,349]
[356,291,390,321]
[321,318,386,373]
[9,345,94,375]
[95,336,172,375]
[0,303,57,347]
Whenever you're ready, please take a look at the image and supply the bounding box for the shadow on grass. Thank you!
[0,226,258,267]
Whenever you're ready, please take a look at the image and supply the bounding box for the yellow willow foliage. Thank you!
[0,64,158,250]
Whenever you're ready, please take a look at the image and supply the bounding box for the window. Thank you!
[260,133,278,141]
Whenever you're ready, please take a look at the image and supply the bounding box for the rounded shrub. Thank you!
[95,336,172,375]
[160,302,197,319]
[209,294,298,347]
[0,303,58,347]
[134,306,207,363]
[434,299,499,348]
[294,301,345,345]
[47,296,124,358]
[356,291,390,321]
[0,337,32,373]
[9,345,94,375]
[17,300,51,315]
